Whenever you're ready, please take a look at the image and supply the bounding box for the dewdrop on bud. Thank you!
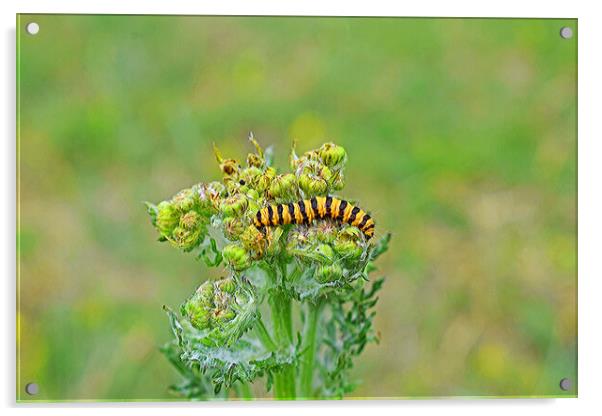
[156,201,179,237]
[269,173,297,200]
[319,143,347,168]
[222,243,251,271]
[220,194,249,217]
[316,263,343,283]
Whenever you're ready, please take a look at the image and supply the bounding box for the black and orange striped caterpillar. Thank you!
[253,195,375,239]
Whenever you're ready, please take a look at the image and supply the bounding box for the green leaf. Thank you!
[198,237,223,267]
[163,301,301,394]
[144,201,158,226]
[369,232,391,262]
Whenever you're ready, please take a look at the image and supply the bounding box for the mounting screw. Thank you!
[559,378,572,391]
[25,382,39,395]
[560,27,573,39]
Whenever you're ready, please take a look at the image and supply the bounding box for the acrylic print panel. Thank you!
[16,15,577,402]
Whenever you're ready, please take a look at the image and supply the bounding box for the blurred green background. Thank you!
[17,15,577,401]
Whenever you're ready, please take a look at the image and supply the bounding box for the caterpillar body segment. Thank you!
[253,196,375,238]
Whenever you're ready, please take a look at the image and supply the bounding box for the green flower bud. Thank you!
[285,229,310,252]
[315,243,335,263]
[239,166,262,188]
[215,308,236,324]
[299,173,328,198]
[195,182,224,212]
[225,179,244,196]
[318,165,333,182]
[181,279,245,332]
[300,148,321,164]
[221,159,239,176]
[208,181,226,196]
[256,167,276,193]
[223,243,251,271]
[333,239,363,262]
[331,172,345,191]
[156,201,179,236]
[246,188,260,201]
[180,210,201,230]
[218,277,236,294]
[269,173,298,200]
[247,153,263,168]
[223,216,245,240]
[266,226,284,257]
[311,221,337,244]
[339,225,363,241]
[246,200,261,221]
[319,143,347,168]
[182,290,212,330]
[172,226,204,251]
[189,307,212,330]
[172,188,197,212]
[220,194,249,217]
[197,281,215,304]
[334,225,364,262]
[240,225,266,255]
[213,143,240,177]
[316,263,343,283]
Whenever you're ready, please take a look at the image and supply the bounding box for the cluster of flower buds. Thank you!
[148,135,368,284]
[180,277,238,330]
[209,135,277,260]
[148,181,225,252]
[290,142,347,198]
[286,222,368,285]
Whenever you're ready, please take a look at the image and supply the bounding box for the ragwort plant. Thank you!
[145,135,391,400]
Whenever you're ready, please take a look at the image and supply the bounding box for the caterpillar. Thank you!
[253,195,375,239]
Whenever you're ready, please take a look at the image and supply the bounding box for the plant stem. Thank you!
[300,299,323,398]
[269,290,296,400]
[238,381,253,400]
[255,315,277,351]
